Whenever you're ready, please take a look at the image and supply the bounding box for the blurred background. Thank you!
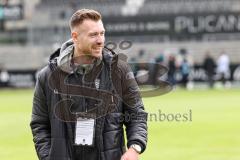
[0,0,240,159]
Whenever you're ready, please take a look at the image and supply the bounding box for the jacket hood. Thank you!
[49,39,117,73]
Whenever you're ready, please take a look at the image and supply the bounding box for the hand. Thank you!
[120,148,139,160]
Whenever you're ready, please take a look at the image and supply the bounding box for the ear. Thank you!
[71,31,78,43]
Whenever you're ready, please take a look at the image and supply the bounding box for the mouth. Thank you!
[93,46,103,51]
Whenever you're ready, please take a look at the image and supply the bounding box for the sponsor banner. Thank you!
[0,70,36,88]
[0,64,239,88]
[103,12,240,40]
[191,64,240,82]
[0,4,23,20]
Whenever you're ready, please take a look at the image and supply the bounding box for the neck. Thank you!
[73,49,96,64]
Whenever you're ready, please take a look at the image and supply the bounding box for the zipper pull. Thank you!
[54,89,58,94]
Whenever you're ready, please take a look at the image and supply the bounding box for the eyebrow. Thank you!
[89,30,105,35]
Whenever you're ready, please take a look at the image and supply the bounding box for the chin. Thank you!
[94,53,102,58]
[93,51,102,58]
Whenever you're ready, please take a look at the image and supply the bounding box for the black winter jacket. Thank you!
[30,47,148,160]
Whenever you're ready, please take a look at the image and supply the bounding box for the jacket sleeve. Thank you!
[30,70,51,160]
[120,61,148,153]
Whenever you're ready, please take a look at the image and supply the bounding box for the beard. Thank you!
[91,45,103,57]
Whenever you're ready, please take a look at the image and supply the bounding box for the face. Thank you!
[71,19,105,58]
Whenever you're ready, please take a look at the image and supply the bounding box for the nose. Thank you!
[96,35,104,44]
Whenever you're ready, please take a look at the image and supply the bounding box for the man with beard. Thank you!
[30,9,147,160]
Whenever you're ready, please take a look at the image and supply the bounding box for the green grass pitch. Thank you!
[0,88,240,160]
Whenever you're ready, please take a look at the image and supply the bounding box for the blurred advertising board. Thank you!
[0,4,23,20]
[1,64,240,88]
[104,12,240,41]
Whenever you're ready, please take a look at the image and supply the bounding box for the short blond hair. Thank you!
[69,9,102,30]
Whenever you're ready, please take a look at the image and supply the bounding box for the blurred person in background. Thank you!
[136,49,147,73]
[135,49,149,84]
[155,53,164,64]
[0,66,10,88]
[30,9,147,160]
[203,51,216,88]
[177,48,193,89]
[217,51,230,87]
[150,53,165,85]
[180,58,190,88]
[167,54,177,85]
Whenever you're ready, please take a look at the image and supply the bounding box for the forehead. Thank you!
[78,19,105,33]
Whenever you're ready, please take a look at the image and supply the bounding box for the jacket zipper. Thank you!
[82,68,87,113]
[81,68,85,160]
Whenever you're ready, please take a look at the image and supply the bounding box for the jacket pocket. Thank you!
[103,130,123,151]
[104,112,124,132]
[49,138,70,158]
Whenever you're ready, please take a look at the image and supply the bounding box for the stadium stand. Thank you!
[139,0,240,15]
[0,0,240,71]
